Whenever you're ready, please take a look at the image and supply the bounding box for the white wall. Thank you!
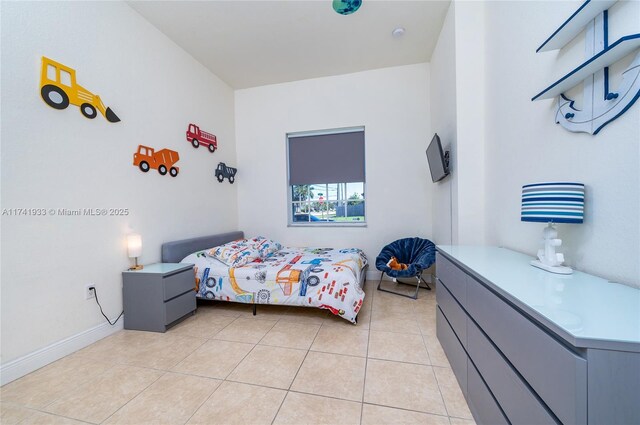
[430,1,486,247]
[0,1,238,370]
[429,2,457,246]
[483,0,640,286]
[453,1,486,245]
[234,64,432,274]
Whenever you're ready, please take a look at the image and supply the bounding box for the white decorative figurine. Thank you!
[531,224,573,275]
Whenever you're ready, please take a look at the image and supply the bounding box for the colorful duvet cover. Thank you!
[181,247,368,323]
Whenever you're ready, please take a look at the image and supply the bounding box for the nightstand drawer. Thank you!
[165,290,195,325]
[466,277,587,425]
[163,268,194,300]
[436,253,467,307]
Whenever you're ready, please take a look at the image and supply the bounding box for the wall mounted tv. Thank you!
[426,133,450,183]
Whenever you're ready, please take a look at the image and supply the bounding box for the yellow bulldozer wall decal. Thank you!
[39,56,120,123]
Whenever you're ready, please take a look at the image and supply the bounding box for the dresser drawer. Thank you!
[437,281,467,347]
[436,307,467,393]
[163,268,194,301]
[436,253,467,307]
[165,290,195,325]
[467,318,559,424]
[466,278,587,425]
[467,359,509,425]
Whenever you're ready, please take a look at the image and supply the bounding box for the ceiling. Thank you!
[128,0,450,89]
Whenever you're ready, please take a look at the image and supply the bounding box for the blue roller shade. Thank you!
[288,128,365,185]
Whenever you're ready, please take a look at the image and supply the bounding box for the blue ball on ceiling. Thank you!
[333,0,362,15]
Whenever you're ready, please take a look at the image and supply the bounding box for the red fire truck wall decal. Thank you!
[186,123,217,153]
[133,145,180,177]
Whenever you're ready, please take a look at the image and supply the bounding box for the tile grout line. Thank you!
[286,322,322,391]
[360,401,452,420]
[98,370,168,424]
[189,320,284,425]
[360,283,375,425]
[4,282,468,424]
[212,316,279,346]
[432,362,452,418]
[175,289,447,393]
[35,361,121,412]
[270,391,289,425]
[182,377,225,425]
[23,357,171,424]
[5,401,95,425]
[416,306,435,366]
[269,319,323,425]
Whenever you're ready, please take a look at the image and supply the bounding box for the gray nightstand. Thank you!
[122,263,196,332]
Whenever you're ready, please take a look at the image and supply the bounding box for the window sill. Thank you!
[287,222,367,228]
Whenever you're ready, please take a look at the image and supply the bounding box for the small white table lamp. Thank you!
[127,233,143,270]
[521,182,585,274]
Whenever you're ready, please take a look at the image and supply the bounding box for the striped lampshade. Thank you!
[521,182,585,224]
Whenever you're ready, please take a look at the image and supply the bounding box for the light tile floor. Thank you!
[1,281,475,425]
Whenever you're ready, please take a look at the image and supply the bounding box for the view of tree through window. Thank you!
[291,182,365,223]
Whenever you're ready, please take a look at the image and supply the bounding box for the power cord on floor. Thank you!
[91,286,124,326]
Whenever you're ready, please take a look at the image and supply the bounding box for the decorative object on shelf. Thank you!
[333,0,361,15]
[215,162,237,184]
[531,1,639,135]
[185,123,217,153]
[521,182,585,274]
[39,57,120,123]
[133,145,180,177]
[127,233,143,270]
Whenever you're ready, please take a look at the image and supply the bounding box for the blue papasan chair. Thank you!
[375,237,436,299]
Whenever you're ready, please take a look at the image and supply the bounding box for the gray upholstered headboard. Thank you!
[161,231,244,263]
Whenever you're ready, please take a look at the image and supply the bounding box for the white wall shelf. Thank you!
[532,34,640,101]
[537,0,617,53]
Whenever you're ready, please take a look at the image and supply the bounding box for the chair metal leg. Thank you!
[377,271,431,300]
[419,272,432,290]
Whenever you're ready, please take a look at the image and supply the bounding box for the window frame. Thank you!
[286,126,367,228]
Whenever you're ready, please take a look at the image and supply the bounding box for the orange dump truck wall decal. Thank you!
[39,56,120,123]
[133,145,180,177]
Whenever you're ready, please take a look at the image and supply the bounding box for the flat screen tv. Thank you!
[426,133,449,182]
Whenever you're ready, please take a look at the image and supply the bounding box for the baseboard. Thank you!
[0,320,123,386]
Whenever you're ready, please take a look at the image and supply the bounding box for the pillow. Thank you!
[249,236,282,258]
[207,239,260,267]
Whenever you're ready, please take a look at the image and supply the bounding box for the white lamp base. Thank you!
[530,260,573,275]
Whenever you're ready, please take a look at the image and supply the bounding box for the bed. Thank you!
[161,231,368,324]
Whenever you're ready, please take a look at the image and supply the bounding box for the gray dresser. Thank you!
[122,263,196,332]
[436,246,640,425]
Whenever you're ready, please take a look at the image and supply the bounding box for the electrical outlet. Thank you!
[85,284,95,300]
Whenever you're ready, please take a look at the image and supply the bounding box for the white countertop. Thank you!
[437,246,640,351]
[123,262,193,274]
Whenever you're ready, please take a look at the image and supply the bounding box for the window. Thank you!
[287,127,365,226]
